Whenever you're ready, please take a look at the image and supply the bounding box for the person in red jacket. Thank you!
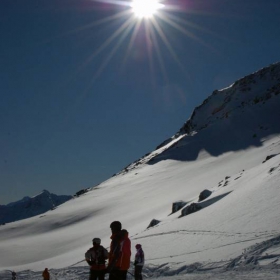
[107,221,131,280]
[42,268,50,280]
[85,237,108,280]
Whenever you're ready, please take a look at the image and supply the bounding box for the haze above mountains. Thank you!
[0,62,280,279]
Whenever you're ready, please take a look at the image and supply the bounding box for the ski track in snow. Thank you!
[0,267,279,280]
[135,229,279,262]
[1,234,280,280]
[4,233,280,279]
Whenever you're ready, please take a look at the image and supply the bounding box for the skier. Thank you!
[11,271,17,280]
[134,244,145,280]
[85,238,109,280]
[42,268,50,280]
[107,221,131,280]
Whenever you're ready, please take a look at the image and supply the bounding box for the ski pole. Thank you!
[128,269,148,278]
[69,259,86,267]
[127,270,134,277]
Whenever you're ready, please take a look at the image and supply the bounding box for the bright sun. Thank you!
[131,0,163,19]
[81,0,202,81]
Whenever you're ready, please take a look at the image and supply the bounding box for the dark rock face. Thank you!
[181,203,202,217]
[147,219,161,229]
[198,190,212,202]
[171,201,187,214]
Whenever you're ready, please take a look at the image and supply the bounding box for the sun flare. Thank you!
[131,0,164,19]
[76,0,207,84]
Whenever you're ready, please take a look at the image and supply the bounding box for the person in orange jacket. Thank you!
[42,268,50,280]
[107,221,131,280]
[85,237,109,280]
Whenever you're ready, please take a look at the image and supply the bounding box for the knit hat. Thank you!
[110,221,122,231]
[92,238,101,244]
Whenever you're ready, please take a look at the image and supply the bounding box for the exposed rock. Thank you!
[171,201,187,214]
[74,189,89,197]
[181,203,202,217]
[198,190,212,202]
[147,219,161,229]
[262,154,278,163]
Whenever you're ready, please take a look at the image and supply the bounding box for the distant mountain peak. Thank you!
[0,191,73,224]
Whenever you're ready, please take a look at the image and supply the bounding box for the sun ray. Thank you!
[120,20,142,72]
[60,11,135,87]
[148,22,169,83]
[156,12,217,54]
[157,13,201,42]
[75,16,137,103]
[70,13,135,82]
[159,12,221,51]
[87,16,135,62]
[150,17,186,72]
[74,10,131,31]
[41,9,131,46]
[166,12,214,35]
[92,19,137,80]
[144,21,157,86]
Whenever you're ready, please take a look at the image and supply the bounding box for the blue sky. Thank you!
[1,0,280,204]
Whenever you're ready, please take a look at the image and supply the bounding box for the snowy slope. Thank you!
[0,63,280,279]
[0,190,72,224]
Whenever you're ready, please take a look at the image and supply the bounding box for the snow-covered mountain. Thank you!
[0,190,72,224]
[118,62,280,172]
[0,62,280,279]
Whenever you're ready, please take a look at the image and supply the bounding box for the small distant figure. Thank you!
[42,268,50,280]
[134,244,145,280]
[85,237,108,280]
[11,271,17,280]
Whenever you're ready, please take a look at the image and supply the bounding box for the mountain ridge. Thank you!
[117,62,280,174]
[178,61,280,135]
[0,190,72,224]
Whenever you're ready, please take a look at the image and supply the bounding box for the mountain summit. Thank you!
[179,62,280,134]
[119,62,280,172]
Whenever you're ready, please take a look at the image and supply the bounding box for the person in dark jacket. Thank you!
[134,244,145,280]
[107,221,131,280]
[11,271,17,280]
[85,237,109,280]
